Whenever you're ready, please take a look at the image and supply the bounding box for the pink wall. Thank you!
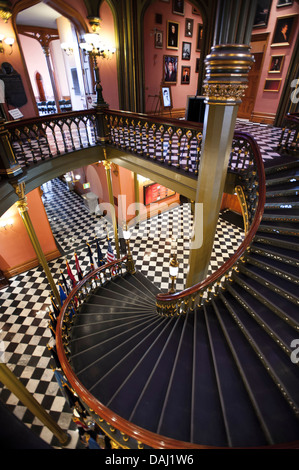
[0,188,59,277]
[144,0,202,112]
[252,2,299,118]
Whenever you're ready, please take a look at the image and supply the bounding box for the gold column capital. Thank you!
[102,160,112,171]
[13,182,28,212]
[203,44,254,104]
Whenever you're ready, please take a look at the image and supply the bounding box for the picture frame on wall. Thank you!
[167,20,180,49]
[181,66,191,84]
[185,18,193,37]
[163,55,178,84]
[268,55,285,73]
[277,0,293,7]
[172,0,184,15]
[271,15,297,47]
[182,42,191,60]
[161,85,172,109]
[264,78,282,92]
[253,0,272,28]
[155,30,163,48]
[196,24,203,51]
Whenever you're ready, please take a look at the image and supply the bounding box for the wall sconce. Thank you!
[65,172,80,183]
[0,34,14,54]
[60,42,73,56]
[0,217,13,229]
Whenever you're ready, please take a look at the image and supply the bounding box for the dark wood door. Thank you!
[238,53,263,119]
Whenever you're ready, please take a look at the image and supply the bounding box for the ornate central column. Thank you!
[185,0,256,288]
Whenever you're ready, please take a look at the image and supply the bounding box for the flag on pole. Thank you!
[86,242,95,270]
[74,252,83,281]
[66,259,77,288]
[96,237,105,266]
[60,270,70,294]
[59,283,67,306]
[50,295,60,318]
[107,239,117,275]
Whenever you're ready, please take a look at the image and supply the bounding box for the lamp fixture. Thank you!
[60,42,73,56]
[123,224,136,274]
[169,253,179,294]
[64,172,80,183]
[0,34,14,54]
[79,32,116,59]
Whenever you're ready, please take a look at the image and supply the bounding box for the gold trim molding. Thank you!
[203,83,248,103]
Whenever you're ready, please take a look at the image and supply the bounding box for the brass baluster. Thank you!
[184,129,193,172]
[175,128,182,168]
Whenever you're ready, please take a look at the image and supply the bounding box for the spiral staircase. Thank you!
[56,153,299,449]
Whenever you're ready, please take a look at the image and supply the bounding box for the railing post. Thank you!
[185,0,256,288]
[13,182,61,305]
[0,117,23,178]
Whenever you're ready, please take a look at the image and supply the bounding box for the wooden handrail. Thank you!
[4,108,96,130]
[156,131,266,303]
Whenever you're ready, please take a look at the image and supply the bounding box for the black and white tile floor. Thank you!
[0,120,282,448]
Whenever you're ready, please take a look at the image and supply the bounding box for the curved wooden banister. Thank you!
[156,131,266,304]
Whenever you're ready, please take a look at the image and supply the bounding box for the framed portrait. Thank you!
[196,24,203,51]
[167,20,180,49]
[185,18,193,37]
[182,41,191,60]
[161,85,172,109]
[163,55,178,84]
[271,15,297,46]
[264,78,282,92]
[155,30,163,49]
[268,55,285,73]
[172,0,184,15]
[253,0,272,28]
[277,0,293,7]
[181,66,191,84]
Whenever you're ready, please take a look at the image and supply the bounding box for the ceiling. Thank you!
[16,3,61,29]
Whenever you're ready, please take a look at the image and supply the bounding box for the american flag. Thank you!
[107,239,117,275]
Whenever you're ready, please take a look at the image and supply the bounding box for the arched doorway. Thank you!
[13,1,93,115]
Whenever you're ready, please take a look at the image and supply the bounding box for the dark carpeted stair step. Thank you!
[265,181,299,192]
[264,201,299,210]
[264,157,299,174]
[253,232,299,251]
[190,309,228,446]
[245,251,299,283]
[258,221,299,237]
[214,294,299,443]
[238,263,299,314]
[204,302,268,447]
[232,271,299,329]
[92,284,155,308]
[265,168,299,185]
[225,283,298,356]
[262,212,299,222]
[70,315,164,391]
[250,242,299,267]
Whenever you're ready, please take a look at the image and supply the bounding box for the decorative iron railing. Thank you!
[104,109,203,176]
[277,113,299,154]
[5,109,99,167]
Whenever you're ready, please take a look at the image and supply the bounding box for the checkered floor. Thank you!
[0,120,282,448]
